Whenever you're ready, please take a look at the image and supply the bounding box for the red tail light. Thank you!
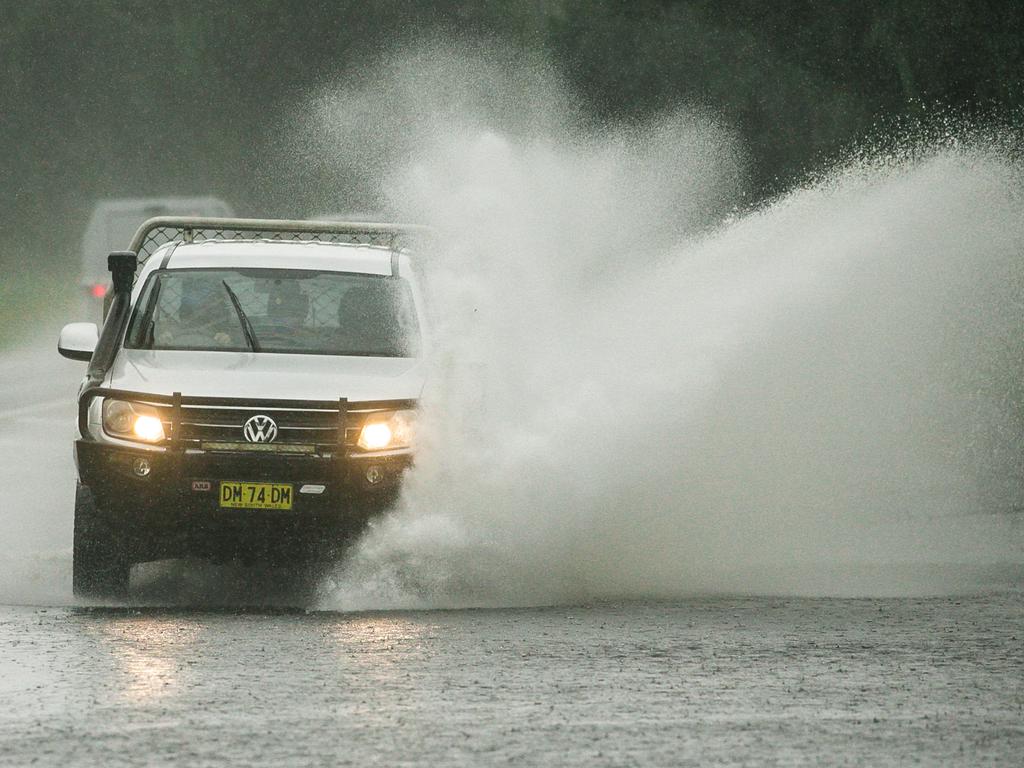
[90,283,108,298]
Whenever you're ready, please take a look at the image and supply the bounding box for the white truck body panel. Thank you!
[106,349,425,403]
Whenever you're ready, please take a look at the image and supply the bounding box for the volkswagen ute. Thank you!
[57,217,428,598]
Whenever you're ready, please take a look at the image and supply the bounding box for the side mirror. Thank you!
[58,322,99,361]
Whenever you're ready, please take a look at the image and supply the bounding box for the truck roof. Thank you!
[141,240,400,278]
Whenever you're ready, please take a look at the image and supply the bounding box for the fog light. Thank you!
[365,465,384,485]
[132,457,151,477]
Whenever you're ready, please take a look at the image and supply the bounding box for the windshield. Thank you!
[125,268,420,357]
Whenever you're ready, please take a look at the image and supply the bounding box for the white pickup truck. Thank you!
[58,218,428,599]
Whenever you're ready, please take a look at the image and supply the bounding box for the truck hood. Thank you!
[107,349,425,403]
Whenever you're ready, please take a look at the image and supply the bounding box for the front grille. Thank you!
[79,388,418,456]
[171,405,342,447]
[145,401,408,452]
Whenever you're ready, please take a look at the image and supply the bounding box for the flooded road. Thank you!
[0,345,79,606]
[1,596,1022,766]
[0,343,1021,765]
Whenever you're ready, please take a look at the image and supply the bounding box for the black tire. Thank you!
[72,482,130,600]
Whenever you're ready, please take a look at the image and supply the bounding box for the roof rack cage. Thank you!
[129,216,430,265]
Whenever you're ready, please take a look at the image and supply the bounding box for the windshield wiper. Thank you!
[221,280,261,352]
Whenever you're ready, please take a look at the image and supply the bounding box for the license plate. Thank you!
[218,482,293,510]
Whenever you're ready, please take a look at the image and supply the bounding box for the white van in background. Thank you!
[81,198,234,316]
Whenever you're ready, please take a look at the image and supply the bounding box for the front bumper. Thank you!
[75,440,410,562]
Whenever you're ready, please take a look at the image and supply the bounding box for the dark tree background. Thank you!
[2,0,1023,267]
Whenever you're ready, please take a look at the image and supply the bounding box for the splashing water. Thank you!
[303,51,1024,609]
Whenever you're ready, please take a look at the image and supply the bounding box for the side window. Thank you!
[125,277,159,348]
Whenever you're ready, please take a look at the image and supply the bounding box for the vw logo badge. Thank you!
[243,414,278,444]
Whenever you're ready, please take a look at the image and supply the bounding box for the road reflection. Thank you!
[115,620,199,702]
[67,607,447,716]
[331,614,433,656]
[76,610,201,703]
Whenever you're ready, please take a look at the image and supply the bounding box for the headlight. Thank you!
[357,409,415,451]
[102,399,166,443]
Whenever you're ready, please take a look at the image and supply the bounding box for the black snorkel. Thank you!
[85,251,137,386]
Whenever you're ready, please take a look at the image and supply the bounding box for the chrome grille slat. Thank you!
[155,403,371,446]
[176,405,340,412]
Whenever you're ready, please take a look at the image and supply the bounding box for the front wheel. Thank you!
[72,483,130,600]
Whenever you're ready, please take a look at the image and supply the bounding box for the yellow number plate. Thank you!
[219,482,293,510]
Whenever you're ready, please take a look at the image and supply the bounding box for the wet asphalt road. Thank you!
[1,344,1022,765]
[1,595,1022,767]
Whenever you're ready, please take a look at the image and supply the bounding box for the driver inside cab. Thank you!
[157,279,242,349]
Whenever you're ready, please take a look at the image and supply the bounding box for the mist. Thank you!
[302,50,1024,608]
[0,39,1022,610]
